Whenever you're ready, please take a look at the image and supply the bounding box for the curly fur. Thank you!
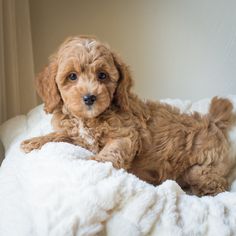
[21,36,236,196]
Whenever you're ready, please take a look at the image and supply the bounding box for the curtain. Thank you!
[0,0,37,124]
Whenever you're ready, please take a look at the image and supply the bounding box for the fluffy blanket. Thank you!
[1,97,236,236]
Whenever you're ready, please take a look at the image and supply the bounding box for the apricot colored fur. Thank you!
[21,36,236,196]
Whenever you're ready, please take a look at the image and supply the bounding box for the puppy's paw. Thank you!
[89,155,103,162]
[89,155,121,169]
[20,138,44,153]
[89,155,113,165]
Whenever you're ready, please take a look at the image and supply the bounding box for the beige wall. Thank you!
[29,0,236,101]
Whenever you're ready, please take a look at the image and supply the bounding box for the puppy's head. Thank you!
[36,36,133,118]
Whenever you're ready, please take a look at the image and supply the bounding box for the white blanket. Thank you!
[1,98,236,236]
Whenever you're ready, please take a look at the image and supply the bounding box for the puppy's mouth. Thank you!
[82,101,102,118]
[72,92,111,118]
[86,105,93,111]
[82,100,109,118]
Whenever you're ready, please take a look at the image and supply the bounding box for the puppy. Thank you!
[21,36,236,196]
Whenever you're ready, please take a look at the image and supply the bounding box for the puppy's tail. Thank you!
[209,96,234,130]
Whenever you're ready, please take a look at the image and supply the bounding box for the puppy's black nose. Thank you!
[83,94,96,106]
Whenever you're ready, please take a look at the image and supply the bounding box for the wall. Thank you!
[29,0,236,101]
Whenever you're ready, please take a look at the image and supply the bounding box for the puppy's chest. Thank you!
[71,119,97,145]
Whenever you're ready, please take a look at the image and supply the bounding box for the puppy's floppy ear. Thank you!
[112,52,133,111]
[35,56,61,113]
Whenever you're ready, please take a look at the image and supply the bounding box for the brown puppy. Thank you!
[21,36,236,196]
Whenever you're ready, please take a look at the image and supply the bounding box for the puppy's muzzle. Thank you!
[83,94,96,106]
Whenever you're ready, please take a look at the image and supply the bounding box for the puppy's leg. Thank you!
[91,136,139,170]
[21,132,73,153]
[184,97,235,196]
[21,131,100,153]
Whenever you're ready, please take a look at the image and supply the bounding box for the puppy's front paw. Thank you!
[20,138,44,153]
[89,155,110,165]
[89,155,102,162]
[89,155,120,169]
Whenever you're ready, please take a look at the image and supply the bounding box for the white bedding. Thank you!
[1,97,236,236]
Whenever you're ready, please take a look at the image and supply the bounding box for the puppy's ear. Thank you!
[112,52,133,111]
[35,57,61,113]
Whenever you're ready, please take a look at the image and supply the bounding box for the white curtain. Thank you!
[0,0,37,124]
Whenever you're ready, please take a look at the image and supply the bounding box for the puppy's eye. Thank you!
[97,71,108,81]
[67,73,77,81]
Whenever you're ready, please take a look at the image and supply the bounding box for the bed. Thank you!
[0,97,236,236]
